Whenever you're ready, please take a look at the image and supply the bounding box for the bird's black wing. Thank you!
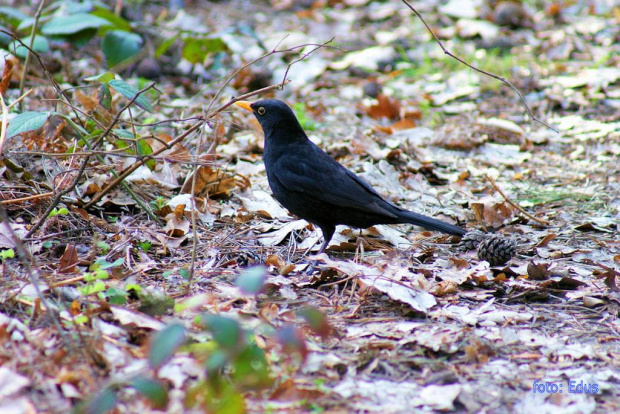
[272,145,398,219]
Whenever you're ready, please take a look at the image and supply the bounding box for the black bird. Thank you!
[235,99,466,253]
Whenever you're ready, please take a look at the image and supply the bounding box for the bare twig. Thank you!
[0,191,53,205]
[19,0,47,111]
[25,83,159,237]
[205,37,340,114]
[0,204,66,342]
[485,174,549,226]
[400,0,557,133]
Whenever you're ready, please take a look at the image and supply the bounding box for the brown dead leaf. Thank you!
[366,93,400,120]
[265,254,295,275]
[470,198,516,228]
[527,261,550,280]
[163,209,190,237]
[433,280,458,296]
[59,244,78,273]
[181,166,249,198]
[536,233,557,247]
[464,339,495,364]
[70,300,81,315]
[391,117,417,131]
[75,89,100,112]
[0,58,14,94]
[603,270,619,292]
[269,378,325,402]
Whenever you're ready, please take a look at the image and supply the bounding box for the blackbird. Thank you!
[235,99,466,253]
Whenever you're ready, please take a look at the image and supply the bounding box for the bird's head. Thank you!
[235,99,306,142]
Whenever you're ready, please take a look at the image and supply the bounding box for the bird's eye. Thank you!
[257,107,266,115]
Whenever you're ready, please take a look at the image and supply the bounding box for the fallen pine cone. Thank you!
[458,229,488,251]
[477,234,518,266]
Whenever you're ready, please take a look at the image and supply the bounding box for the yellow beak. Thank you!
[234,100,253,112]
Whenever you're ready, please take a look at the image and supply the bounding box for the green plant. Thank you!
[150,196,167,211]
[0,248,15,261]
[292,102,318,131]
[137,240,152,251]
[47,207,68,218]
[78,257,123,297]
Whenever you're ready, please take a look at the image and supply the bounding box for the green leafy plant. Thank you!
[137,240,152,252]
[0,249,15,261]
[47,207,69,218]
[78,257,123,297]
[292,102,318,131]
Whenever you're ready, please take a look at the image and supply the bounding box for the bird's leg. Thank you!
[317,238,330,255]
[354,234,365,263]
[317,225,335,255]
[305,225,335,275]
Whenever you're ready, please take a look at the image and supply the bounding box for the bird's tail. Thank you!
[398,210,466,236]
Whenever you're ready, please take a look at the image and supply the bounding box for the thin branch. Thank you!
[0,204,66,342]
[19,0,47,111]
[400,0,557,133]
[485,174,549,226]
[205,37,341,114]
[25,83,159,237]
[0,191,53,205]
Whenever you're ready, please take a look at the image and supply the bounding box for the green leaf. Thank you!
[106,287,128,305]
[155,34,178,58]
[9,35,49,59]
[181,37,227,64]
[41,13,112,35]
[7,111,49,138]
[136,139,155,170]
[108,79,153,113]
[98,84,112,110]
[0,6,29,27]
[148,324,186,368]
[179,268,190,280]
[235,266,266,294]
[200,314,243,350]
[16,17,35,32]
[0,249,15,261]
[231,344,271,388]
[101,30,142,67]
[91,6,132,32]
[80,387,117,414]
[79,280,106,296]
[85,72,115,83]
[131,377,169,409]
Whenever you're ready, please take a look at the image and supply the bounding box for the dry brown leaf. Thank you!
[181,166,249,198]
[527,261,550,280]
[433,280,458,296]
[59,244,78,273]
[470,198,516,228]
[366,93,400,120]
[0,58,14,94]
